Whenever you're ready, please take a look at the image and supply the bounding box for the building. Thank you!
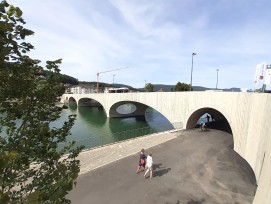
[66,86,96,94]
[104,87,129,93]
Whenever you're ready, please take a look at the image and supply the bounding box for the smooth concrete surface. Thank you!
[77,130,180,175]
[67,129,257,204]
[62,92,271,204]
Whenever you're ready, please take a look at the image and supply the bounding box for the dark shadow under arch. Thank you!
[68,97,77,104]
[78,98,103,108]
[186,107,232,134]
[108,101,174,133]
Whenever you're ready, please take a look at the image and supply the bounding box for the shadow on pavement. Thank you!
[165,199,205,204]
[153,163,171,177]
[186,198,205,204]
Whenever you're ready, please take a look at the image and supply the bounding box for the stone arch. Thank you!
[186,107,233,134]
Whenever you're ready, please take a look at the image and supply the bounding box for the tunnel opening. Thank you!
[185,107,257,201]
[186,107,232,134]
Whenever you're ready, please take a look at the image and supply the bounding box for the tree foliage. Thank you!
[0,1,83,203]
[60,74,78,85]
[144,83,154,92]
[172,82,191,92]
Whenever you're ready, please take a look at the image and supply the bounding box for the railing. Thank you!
[58,122,183,151]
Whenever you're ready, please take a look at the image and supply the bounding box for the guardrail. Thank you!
[58,122,183,151]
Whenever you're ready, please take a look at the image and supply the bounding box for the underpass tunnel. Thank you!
[186,107,232,134]
[186,107,257,198]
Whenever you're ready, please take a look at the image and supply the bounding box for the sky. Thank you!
[7,0,271,89]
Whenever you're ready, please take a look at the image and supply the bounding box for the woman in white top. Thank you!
[144,152,153,178]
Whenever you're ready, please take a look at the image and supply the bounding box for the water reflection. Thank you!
[78,106,106,127]
[57,105,172,149]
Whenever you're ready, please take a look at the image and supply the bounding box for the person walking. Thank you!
[136,149,146,174]
[144,152,153,178]
[200,120,206,131]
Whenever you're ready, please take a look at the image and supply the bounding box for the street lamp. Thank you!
[190,53,197,91]
[113,75,115,84]
[216,69,219,89]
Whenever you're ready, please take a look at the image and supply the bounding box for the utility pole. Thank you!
[96,67,128,93]
[190,53,197,91]
[216,69,219,89]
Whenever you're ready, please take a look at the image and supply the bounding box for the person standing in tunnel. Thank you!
[207,114,210,123]
[210,114,215,121]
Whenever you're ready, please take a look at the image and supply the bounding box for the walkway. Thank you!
[67,129,257,204]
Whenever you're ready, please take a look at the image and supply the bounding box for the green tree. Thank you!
[144,83,154,92]
[173,82,191,92]
[0,1,83,203]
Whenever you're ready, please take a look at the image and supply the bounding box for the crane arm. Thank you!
[97,67,128,75]
[96,67,128,93]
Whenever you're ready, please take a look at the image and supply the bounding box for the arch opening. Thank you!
[109,101,148,119]
[78,98,103,108]
[68,97,77,104]
[185,107,257,201]
[116,103,136,115]
[109,101,175,132]
[186,107,232,135]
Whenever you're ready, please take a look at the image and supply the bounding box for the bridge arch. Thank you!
[78,97,103,107]
[109,101,149,118]
[186,107,233,134]
[68,96,77,105]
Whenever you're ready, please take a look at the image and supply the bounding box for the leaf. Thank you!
[15,7,22,18]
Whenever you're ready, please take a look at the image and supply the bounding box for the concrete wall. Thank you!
[61,92,271,204]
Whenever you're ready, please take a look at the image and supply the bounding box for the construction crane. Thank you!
[96,67,128,93]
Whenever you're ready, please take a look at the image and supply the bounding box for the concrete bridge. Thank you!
[61,92,271,203]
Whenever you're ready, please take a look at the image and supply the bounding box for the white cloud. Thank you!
[6,0,271,89]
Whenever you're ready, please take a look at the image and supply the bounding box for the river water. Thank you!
[56,104,173,149]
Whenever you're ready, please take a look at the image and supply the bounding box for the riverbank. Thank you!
[77,129,181,174]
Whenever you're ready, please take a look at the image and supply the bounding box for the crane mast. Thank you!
[96,67,128,93]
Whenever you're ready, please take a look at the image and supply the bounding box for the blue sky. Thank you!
[8,0,271,89]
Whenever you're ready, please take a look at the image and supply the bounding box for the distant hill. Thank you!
[77,80,241,92]
[142,84,241,92]
[79,81,140,92]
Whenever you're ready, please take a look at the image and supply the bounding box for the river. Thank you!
[56,104,174,150]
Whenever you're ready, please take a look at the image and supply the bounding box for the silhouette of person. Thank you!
[206,114,210,123]
[210,114,214,121]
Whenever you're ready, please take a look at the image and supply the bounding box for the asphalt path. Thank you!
[67,129,257,204]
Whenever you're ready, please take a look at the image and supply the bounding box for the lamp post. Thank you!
[113,75,115,84]
[190,53,197,91]
[216,69,219,89]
